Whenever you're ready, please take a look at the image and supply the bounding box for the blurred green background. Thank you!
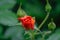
[18,0,60,26]
[0,0,60,40]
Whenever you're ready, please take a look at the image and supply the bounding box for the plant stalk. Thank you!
[38,12,50,29]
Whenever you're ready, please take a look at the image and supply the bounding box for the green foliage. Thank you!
[0,0,60,40]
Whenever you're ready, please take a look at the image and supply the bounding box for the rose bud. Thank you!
[18,16,35,30]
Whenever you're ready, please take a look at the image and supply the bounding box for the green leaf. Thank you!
[0,0,16,10]
[0,11,18,26]
[47,29,60,40]
[4,25,24,40]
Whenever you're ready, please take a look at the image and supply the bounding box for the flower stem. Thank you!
[31,35,34,40]
[41,35,45,40]
[30,31,35,40]
[38,12,50,29]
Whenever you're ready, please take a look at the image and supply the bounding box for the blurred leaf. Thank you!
[0,0,16,10]
[0,0,18,26]
[4,25,24,40]
[47,28,60,40]
[0,11,18,26]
